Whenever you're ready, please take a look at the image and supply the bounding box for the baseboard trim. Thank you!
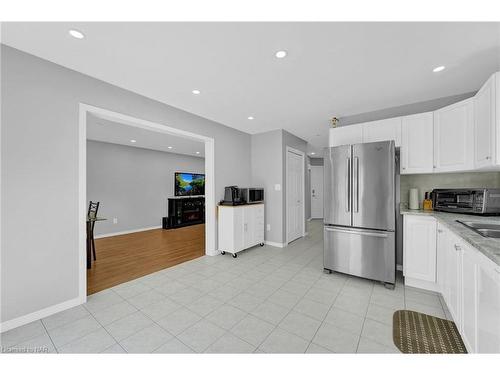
[404,277,440,293]
[94,226,162,239]
[0,296,83,333]
[265,241,286,248]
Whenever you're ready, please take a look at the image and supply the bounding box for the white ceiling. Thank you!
[87,114,205,157]
[2,22,500,151]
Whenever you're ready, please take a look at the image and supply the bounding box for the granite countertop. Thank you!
[401,207,500,267]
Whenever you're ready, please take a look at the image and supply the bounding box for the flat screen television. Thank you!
[174,172,205,196]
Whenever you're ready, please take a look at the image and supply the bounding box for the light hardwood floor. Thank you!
[87,224,205,295]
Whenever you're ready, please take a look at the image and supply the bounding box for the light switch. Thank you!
[113,218,118,224]
[274,184,281,191]
[266,224,271,231]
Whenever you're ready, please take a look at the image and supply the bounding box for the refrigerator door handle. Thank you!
[324,226,389,238]
[353,156,359,213]
[346,157,351,212]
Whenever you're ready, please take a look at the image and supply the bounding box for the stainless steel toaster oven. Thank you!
[432,188,500,215]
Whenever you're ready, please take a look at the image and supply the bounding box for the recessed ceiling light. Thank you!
[311,152,316,155]
[192,89,201,95]
[69,29,85,39]
[433,65,445,73]
[275,50,287,58]
[167,146,173,149]
[196,151,200,154]
[247,116,254,120]
[130,139,137,143]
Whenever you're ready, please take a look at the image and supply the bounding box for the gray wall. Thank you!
[251,130,283,244]
[339,92,476,126]
[401,172,500,207]
[87,140,204,236]
[1,45,251,324]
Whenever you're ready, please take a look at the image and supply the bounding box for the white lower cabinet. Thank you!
[404,214,500,353]
[403,215,437,289]
[461,243,478,352]
[443,230,462,326]
[442,231,500,353]
[218,204,265,257]
[476,255,500,353]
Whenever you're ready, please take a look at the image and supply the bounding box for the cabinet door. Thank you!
[329,125,363,147]
[254,205,264,244]
[403,215,437,282]
[445,232,462,324]
[473,74,496,168]
[233,207,245,251]
[436,224,448,293]
[461,243,478,352]
[401,112,434,174]
[362,117,402,147]
[243,206,255,249]
[434,98,474,172]
[476,257,500,353]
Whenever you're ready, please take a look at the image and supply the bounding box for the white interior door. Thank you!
[287,148,304,243]
[310,165,324,219]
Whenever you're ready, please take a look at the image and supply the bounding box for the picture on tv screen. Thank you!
[175,172,205,196]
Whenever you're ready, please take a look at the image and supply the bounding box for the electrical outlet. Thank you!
[274,184,281,191]
[113,218,118,224]
[266,224,271,231]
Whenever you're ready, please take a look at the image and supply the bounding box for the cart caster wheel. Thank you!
[221,251,225,255]
[323,268,332,274]
[259,242,265,246]
[232,253,237,258]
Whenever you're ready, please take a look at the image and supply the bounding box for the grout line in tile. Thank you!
[40,319,59,354]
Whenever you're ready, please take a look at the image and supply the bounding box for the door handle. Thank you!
[353,156,359,213]
[324,227,388,238]
[346,157,351,212]
[454,244,461,251]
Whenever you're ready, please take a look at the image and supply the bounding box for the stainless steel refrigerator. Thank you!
[323,140,396,287]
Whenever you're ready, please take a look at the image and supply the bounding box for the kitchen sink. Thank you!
[476,229,500,238]
[457,220,500,238]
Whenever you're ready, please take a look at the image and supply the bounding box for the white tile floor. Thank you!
[1,220,452,354]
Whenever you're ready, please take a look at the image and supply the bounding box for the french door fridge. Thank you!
[323,140,396,286]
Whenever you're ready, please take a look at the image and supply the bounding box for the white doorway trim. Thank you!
[78,103,216,302]
[285,146,306,244]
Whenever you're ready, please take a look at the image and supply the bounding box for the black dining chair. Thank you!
[87,201,100,261]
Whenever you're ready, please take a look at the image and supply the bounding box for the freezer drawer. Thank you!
[324,225,395,284]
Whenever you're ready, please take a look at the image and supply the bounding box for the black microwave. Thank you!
[242,188,264,204]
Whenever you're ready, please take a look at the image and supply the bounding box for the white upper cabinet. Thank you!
[474,72,498,169]
[362,117,402,147]
[401,112,434,174]
[329,124,363,147]
[433,98,474,172]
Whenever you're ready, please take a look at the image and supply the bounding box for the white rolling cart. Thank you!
[218,203,265,258]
